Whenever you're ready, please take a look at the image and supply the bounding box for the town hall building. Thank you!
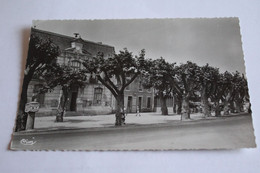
[27,28,154,116]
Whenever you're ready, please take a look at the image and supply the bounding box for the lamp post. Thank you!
[25,102,40,130]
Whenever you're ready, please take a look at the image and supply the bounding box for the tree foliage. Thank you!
[197,64,219,117]
[39,63,87,122]
[142,57,175,115]
[174,61,200,119]
[83,48,148,125]
[16,34,60,131]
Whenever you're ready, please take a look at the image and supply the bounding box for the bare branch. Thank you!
[97,75,118,97]
[103,71,119,93]
[122,72,139,91]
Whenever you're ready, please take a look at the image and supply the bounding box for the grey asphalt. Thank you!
[10,114,256,150]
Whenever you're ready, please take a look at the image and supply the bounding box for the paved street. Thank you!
[33,112,219,131]
[11,114,256,150]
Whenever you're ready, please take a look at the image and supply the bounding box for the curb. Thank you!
[12,115,249,136]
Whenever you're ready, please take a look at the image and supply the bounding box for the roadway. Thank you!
[10,114,256,150]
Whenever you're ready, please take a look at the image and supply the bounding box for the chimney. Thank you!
[73,33,81,38]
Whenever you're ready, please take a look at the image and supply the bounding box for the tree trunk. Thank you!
[173,95,182,114]
[177,97,182,114]
[181,95,190,120]
[173,103,177,114]
[115,94,124,126]
[230,101,235,113]
[159,92,168,115]
[223,102,229,115]
[172,96,177,114]
[234,100,242,113]
[201,87,211,117]
[25,112,36,130]
[55,89,63,122]
[15,75,30,132]
[215,101,221,117]
[56,88,68,122]
[248,103,252,113]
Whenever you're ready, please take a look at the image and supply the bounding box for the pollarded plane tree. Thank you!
[211,70,249,115]
[220,71,246,115]
[167,67,190,115]
[217,71,233,115]
[197,64,220,117]
[171,85,183,115]
[83,48,148,126]
[230,72,249,113]
[210,72,226,117]
[39,63,87,122]
[16,34,60,131]
[174,61,201,120]
[210,71,235,117]
[142,57,175,115]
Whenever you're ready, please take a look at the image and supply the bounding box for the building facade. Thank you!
[124,76,154,113]
[27,28,154,116]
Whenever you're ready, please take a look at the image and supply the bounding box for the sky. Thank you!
[33,18,246,74]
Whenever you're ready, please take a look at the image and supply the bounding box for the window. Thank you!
[147,87,152,92]
[71,60,81,71]
[126,79,130,90]
[147,97,151,108]
[89,74,98,84]
[83,100,87,107]
[138,81,143,91]
[83,100,92,107]
[105,101,110,106]
[93,87,103,105]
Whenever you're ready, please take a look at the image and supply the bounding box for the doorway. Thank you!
[127,96,133,113]
[138,97,142,110]
[70,91,78,111]
[67,85,79,111]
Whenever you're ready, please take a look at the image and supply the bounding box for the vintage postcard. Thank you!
[10,18,256,150]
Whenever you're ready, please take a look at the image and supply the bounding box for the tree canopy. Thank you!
[16,34,60,131]
[142,57,175,115]
[39,63,87,122]
[83,48,149,125]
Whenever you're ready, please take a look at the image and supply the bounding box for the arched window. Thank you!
[93,87,103,105]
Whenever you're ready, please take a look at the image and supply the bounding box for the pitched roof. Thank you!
[31,28,115,56]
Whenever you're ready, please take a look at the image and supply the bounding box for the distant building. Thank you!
[27,28,154,116]
[124,76,154,113]
[153,96,174,112]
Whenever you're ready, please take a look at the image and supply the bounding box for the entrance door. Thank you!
[127,96,132,113]
[138,97,142,110]
[70,92,78,111]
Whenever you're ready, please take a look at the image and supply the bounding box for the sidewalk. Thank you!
[32,112,215,131]
[16,112,248,134]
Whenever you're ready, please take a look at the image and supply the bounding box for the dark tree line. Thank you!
[142,58,250,120]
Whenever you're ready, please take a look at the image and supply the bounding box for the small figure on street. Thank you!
[124,106,127,116]
[121,107,126,124]
[136,106,141,116]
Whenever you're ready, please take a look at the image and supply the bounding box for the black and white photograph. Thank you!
[10,18,256,150]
